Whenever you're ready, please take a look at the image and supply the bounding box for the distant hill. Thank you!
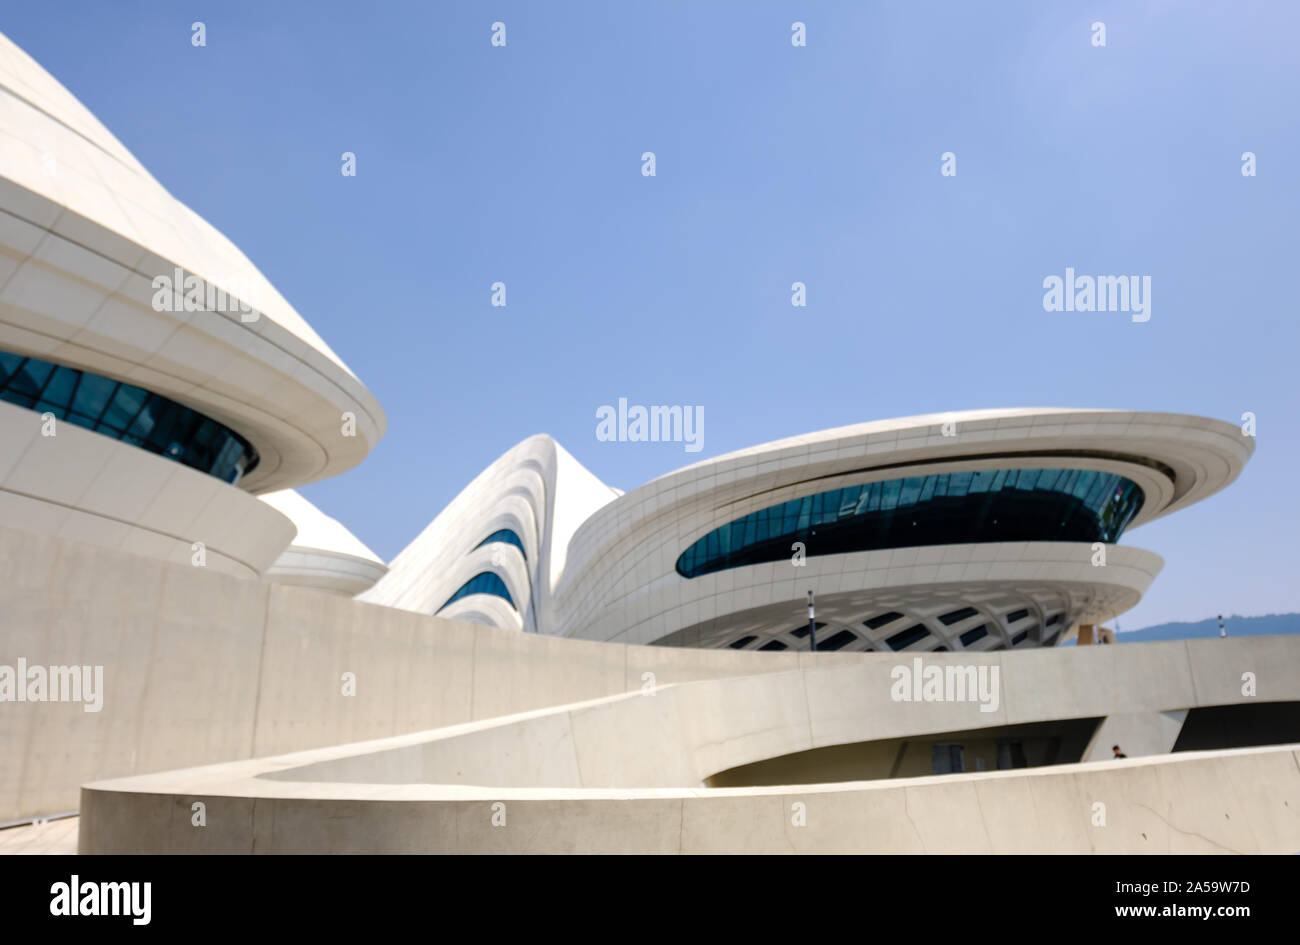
[1064,613,1300,645]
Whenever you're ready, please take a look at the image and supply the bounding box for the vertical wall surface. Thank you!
[0,524,817,820]
[4,523,1299,823]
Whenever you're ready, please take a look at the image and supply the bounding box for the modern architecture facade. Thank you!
[367,410,1252,654]
[0,30,384,579]
[1,29,1294,856]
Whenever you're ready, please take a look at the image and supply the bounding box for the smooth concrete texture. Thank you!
[6,520,1300,822]
[78,743,1300,854]
[0,522,810,821]
[1083,710,1188,761]
[0,816,78,854]
[260,489,387,595]
[246,636,1300,792]
[68,607,1300,853]
[0,400,297,577]
[706,717,1102,786]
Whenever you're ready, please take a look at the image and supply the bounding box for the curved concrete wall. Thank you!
[250,632,1300,791]
[0,522,816,821]
[5,521,1297,826]
[0,400,295,576]
[77,743,1300,854]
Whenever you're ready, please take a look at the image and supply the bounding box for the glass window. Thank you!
[675,466,1145,579]
[817,629,858,651]
[12,358,53,398]
[0,352,23,385]
[790,621,825,639]
[127,400,156,439]
[940,606,979,626]
[864,611,903,630]
[473,529,527,558]
[932,744,964,775]
[997,740,1028,769]
[886,625,930,650]
[0,348,258,483]
[438,572,516,612]
[41,366,79,408]
[71,374,117,422]
[101,385,148,432]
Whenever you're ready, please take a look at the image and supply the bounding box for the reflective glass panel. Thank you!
[676,467,1145,579]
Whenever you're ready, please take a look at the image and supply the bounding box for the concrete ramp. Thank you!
[78,662,1300,853]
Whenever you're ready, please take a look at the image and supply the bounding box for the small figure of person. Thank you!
[1112,744,1127,759]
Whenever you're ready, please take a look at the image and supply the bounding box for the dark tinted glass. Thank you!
[864,611,903,630]
[886,625,930,650]
[676,468,1145,579]
[790,621,825,639]
[439,572,515,611]
[472,529,527,558]
[817,629,858,651]
[0,349,258,483]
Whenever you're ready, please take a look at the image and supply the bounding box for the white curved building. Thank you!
[0,31,384,577]
[260,490,387,596]
[361,434,620,630]
[370,409,1252,652]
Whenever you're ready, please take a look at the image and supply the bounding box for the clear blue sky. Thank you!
[6,2,1297,629]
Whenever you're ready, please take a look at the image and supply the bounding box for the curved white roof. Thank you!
[260,489,386,596]
[260,490,382,564]
[0,31,385,491]
[360,434,619,626]
[650,408,1252,530]
[368,409,1252,652]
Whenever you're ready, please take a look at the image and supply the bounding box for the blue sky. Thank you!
[6,2,1298,629]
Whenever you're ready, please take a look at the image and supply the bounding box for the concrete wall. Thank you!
[0,523,833,821]
[707,718,1101,786]
[7,521,1300,822]
[1083,710,1188,761]
[0,400,297,577]
[246,634,1300,792]
[78,744,1300,854]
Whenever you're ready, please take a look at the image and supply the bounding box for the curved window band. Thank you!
[676,468,1144,579]
[439,572,515,612]
[0,350,258,484]
[473,528,526,558]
